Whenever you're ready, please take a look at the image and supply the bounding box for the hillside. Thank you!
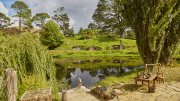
[0,26,40,35]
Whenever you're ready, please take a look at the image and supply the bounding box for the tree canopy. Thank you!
[11,1,32,34]
[40,20,64,50]
[0,12,11,28]
[88,22,97,29]
[32,12,50,28]
[116,0,180,64]
[52,7,70,38]
[92,0,127,38]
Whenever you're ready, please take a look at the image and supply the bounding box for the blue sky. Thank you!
[0,0,99,33]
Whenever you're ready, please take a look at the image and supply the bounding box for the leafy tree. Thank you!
[83,29,94,39]
[116,0,180,64]
[0,12,11,28]
[78,27,84,35]
[52,7,70,38]
[88,22,97,29]
[32,12,50,28]
[40,20,64,50]
[92,0,127,38]
[11,1,31,34]
[67,27,75,37]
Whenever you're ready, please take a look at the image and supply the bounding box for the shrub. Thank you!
[40,20,64,50]
[0,33,68,100]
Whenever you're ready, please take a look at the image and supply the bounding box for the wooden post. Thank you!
[78,78,82,89]
[62,90,67,101]
[4,68,17,101]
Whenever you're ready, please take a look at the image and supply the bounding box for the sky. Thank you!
[0,0,99,33]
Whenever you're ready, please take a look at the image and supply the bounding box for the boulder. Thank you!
[111,89,123,95]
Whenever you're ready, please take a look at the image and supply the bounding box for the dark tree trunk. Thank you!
[119,29,125,39]
[19,17,21,34]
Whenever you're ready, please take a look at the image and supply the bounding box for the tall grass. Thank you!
[0,33,65,100]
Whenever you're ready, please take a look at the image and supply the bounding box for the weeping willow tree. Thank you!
[0,33,67,100]
[115,0,180,64]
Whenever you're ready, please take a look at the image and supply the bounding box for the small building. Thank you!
[111,45,120,50]
[89,46,101,51]
[73,46,84,50]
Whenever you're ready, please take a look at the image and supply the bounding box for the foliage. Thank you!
[52,7,70,38]
[0,33,69,100]
[92,0,127,38]
[0,12,11,28]
[88,22,97,29]
[78,27,84,35]
[40,20,64,50]
[11,1,32,34]
[116,0,180,64]
[67,27,75,37]
[32,12,50,28]
[83,29,94,39]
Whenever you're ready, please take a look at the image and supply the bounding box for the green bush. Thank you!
[40,20,64,50]
[0,33,68,100]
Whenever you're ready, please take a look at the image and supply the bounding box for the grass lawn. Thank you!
[51,36,139,58]
[95,64,180,88]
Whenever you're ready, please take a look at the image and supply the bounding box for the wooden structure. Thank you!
[20,87,52,101]
[4,68,17,101]
[133,75,157,93]
[145,63,164,84]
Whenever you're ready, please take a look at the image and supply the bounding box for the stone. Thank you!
[62,90,67,101]
[141,94,156,101]
[78,78,82,88]
[99,93,104,99]
[90,87,95,93]
[111,89,123,95]
[156,95,167,101]
[102,85,108,92]
[115,82,123,86]
[104,92,112,100]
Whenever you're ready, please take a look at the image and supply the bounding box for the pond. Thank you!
[55,57,144,89]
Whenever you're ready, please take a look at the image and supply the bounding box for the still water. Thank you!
[55,57,144,88]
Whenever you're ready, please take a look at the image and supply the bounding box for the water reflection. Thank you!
[55,57,144,88]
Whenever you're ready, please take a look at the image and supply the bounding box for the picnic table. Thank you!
[133,75,157,92]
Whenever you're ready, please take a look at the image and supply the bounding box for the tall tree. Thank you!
[78,27,84,35]
[116,0,180,64]
[11,1,31,34]
[52,7,70,38]
[0,12,11,28]
[88,22,97,29]
[92,0,127,38]
[67,27,75,37]
[32,12,50,28]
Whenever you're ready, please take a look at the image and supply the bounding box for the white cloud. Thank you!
[22,0,99,33]
[0,1,9,16]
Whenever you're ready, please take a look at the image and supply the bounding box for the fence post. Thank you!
[4,68,17,101]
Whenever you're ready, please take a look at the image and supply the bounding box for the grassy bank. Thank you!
[51,36,140,58]
[95,65,180,87]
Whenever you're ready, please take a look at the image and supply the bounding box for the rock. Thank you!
[62,90,67,101]
[90,87,96,93]
[99,93,104,99]
[115,82,123,86]
[101,85,108,92]
[156,95,167,101]
[111,89,123,95]
[104,92,112,100]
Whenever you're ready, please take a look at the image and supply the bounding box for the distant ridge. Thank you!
[0,26,40,35]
